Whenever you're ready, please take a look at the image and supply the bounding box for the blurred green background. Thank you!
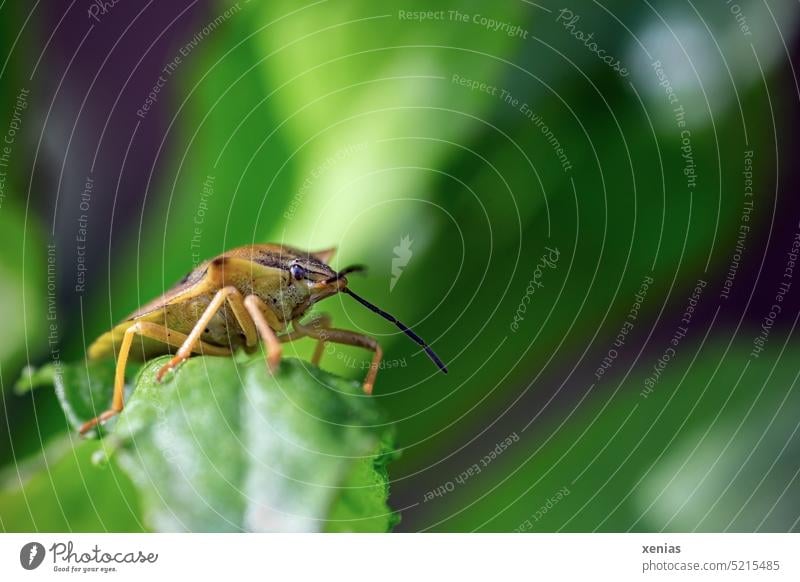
[1,0,799,531]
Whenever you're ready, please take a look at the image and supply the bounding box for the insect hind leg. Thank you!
[292,317,383,395]
[280,314,332,366]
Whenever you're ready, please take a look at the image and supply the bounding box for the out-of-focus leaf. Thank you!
[365,48,779,517]
[14,365,56,394]
[635,383,800,532]
[253,0,528,249]
[419,343,800,532]
[0,202,45,387]
[0,0,44,384]
[54,353,397,532]
[0,203,49,468]
[0,436,143,532]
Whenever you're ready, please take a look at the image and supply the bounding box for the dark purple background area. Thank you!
[37,1,208,319]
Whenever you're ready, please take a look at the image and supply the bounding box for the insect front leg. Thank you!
[156,286,255,381]
[79,321,230,435]
[243,295,283,373]
[292,317,383,395]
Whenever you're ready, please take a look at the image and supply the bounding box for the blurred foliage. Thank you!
[0,436,143,532]
[2,0,798,532]
[424,342,800,532]
[0,3,44,384]
[0,0,54,476]
[0,0,39,371]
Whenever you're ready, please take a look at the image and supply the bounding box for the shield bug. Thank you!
[79,244,447,435]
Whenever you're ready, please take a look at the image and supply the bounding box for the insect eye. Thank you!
[290,264,305,280]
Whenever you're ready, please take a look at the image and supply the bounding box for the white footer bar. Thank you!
[1,533,797,581]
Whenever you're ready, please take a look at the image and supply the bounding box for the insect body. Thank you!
[80,244,447,435]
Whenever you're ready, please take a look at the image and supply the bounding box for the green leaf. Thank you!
[0,435,144,532]
[0,201,45,388]
[48,353,397,532]
[0,3,46,386]
[14,364,58,394]
[17,358,139,435]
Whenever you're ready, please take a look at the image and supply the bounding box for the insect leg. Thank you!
[155,286,250,381]
[79,321,230,435]
[281,314,332,365]
[308,314,333,366]
[292,318,383,395]
[243,295,282,373]
[224,288,258,348]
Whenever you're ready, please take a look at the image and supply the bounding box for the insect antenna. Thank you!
[342,287,448,374]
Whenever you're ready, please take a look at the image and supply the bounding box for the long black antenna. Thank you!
[343,287,448,374]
